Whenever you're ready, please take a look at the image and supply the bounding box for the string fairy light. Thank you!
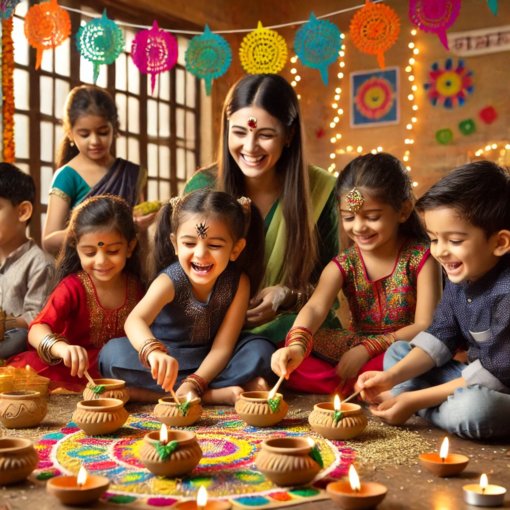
[404,28,419,187]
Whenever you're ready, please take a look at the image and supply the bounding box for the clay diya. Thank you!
[309,395,367,440]
[235,389,289,428]
[154,392,202,427]
[419,437,469,477]
[72,398,128,436]
[255,437,322,486]
[0,437,39,485]
[463,474,507,507]
[175,486,232,510]
[139,425,202,477]
[0,390,48,429]
[327,465,387,510]
[47,465,110,505]
[83,378,130,404]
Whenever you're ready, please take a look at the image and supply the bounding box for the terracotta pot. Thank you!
[255,437,321,486]
[73,398,128,436]
[0,391,48,429]
[309,402,367,440]
[235,391,289,427]
[83,378,130,404]
[139,430,202,477]
[0,438,39,485]
[154,397,202,427]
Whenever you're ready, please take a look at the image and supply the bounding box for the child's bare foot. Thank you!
[243,377,270,392]
[202,386,244,406]
[128,387,166,403]
[372,390,392,404]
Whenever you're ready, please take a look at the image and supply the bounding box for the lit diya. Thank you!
[327,465,387,509]
[175,486,232,510]
[419,437,469,477]
[463,474,507,507]
[235,383,289,427]
[154,391,202,427]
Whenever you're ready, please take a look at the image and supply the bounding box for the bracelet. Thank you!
[361,332,398,359]
[182,374,209,397]
[139,338,168,368]
[37,333,68,366]
[285,326,313,359]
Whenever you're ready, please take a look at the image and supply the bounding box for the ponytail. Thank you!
[152,200,179,278]
[56,137,80,168]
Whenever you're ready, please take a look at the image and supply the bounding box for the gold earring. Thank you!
[70,140,75,147]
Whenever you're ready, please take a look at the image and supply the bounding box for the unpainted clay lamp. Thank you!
[463,474,506,507]
[419,437,469,477]
[175,485,232,510]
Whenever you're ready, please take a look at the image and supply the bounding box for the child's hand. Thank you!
[271,345,304,378]
[335,345,370,382]
[369,392,418,425]
[356,371,395,403]
[54,343,89,378]
[148,351,178,391]
[176,381,199,401]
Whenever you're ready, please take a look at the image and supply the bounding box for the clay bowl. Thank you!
[0,438,39,485]
[73,398,129,436]
[83,378,130,404]
[0,390,48,429]
[154,396,202,427]
[255,437,322,486]
[235,391,289,427]
[139,430,203,477]
[309,402,367,440]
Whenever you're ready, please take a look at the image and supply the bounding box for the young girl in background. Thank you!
[43,85,154,255]
[99,189,277,405]
[272,153,442,395]
[8,196,143,390]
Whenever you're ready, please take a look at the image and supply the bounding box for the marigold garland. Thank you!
[2,17,15,163]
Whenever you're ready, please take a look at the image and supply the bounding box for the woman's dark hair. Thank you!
[416,160,510,238]
[55,195,142,285]
[215,74,317,292]
[336,153,427,242]
[56,85,120,168]
[153,189,265,297]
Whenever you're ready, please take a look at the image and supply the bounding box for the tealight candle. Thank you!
[175,486,232,510]
[46,466,110,505]
[327,465,387,509]
[463,474,507,507]
[419,437,469,477]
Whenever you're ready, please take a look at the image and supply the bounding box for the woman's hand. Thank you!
[133,212,157,232]
[147,351,178,391]
[176,381,199,401]
[53,342,89,378]
[271,345,305,378]
[245,286,284,327]
[335,345,370,383]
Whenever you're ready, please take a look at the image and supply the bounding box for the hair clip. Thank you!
[247,117,257,129]
[98,242,104,247]
[196,222,209,239]
[237,196,251,214]
[169,196,181,209]
[346,187,364,213]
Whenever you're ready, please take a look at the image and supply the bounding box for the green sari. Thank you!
[184,165,341,343]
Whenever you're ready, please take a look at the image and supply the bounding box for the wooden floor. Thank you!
[1,390,509,510]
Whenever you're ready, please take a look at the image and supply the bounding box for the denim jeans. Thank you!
[0,328,28,359]
[384,341,510,439]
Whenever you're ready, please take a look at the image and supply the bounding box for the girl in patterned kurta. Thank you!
[272,153,442,395]
[9,196,143,390]
[99,190,277,405]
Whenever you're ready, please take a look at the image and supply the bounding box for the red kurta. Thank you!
[8,270,142,389]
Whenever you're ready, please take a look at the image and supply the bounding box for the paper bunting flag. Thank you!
[185,24,232,95]
[350,0,400,69]
[76,10,125,85]
[24,0,71,70]
[239,21,287,74]
[294,12,341,85]
[479,106,497,124]
[424,58,473,108]
[436,128,453,145]
[0,0,20,19]
[459,119,476,136]
[131,21,177,95]
[487,0,498,15]
[409,0,461,50]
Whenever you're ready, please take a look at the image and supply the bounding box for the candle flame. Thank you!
[187,392,192,402]
[77,466,88,486]
[439,437,449,461]
[268,387,276,400]
[349,465,360,492]
[306,437,315,448]
[160,424,168,444]
[197,485,207,506]
[334,395,341,411]
[480,474,488,490]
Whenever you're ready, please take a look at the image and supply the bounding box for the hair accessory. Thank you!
[247,117,257,129]
[237,196,251,214]
[98,242,104,247]
[346,187,364,213]
[196,222,209,239]
[169,196,181,209]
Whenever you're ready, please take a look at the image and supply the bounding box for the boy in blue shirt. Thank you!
[358,161,510,438]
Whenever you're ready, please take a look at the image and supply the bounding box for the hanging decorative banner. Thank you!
[294,12,342,86]
[2,17,15,162]
[76,10,125,84]
[239,21,288,74]
[24,0,71,70]
[487,0,498,16]
[409,0,461,50]
[350,0,400,69]
[0,0,20,19]
[447,24,510,57]
[479,105,497,124]
[131,21,177,95]
[423,58,473,108]
[185,24,232,96]
[436,128,453,145]
[458,118,476,135]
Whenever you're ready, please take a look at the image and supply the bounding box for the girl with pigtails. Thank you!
[99,189,277,404]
